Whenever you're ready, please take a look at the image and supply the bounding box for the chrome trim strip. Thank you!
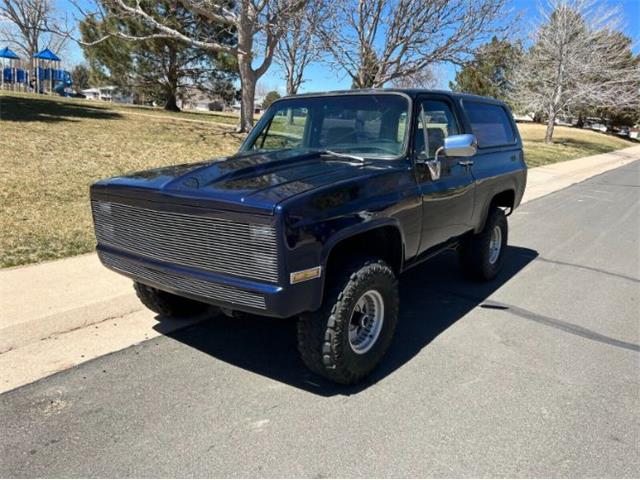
[100,251,266,309]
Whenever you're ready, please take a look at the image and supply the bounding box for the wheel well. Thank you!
[491,189,515,214]
[325,227,403,277]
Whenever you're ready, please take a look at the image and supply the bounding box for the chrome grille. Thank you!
[92,201,278,282]
[99,251,266,309]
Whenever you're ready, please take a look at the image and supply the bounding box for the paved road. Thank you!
[2,163,639,477]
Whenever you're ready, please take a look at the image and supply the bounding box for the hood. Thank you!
[92,149,406,215]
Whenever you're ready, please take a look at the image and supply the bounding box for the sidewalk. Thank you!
[1,144,639,392]
[521,145,640,204]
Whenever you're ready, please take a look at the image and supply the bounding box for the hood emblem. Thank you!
[183,177,200,189]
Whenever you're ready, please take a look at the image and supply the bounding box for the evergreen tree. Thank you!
[71,64,91,90]
[261,90,281,109]
[449,37,522,105]
[80,1,237,111]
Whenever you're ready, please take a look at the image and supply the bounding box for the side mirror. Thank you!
[443,134,477,157]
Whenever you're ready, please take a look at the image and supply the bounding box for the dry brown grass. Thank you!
[0,92,244,267]
[519,123,635,167]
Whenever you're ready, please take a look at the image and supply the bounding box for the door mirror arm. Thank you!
[434,146,444,163]
[415,151,442,181]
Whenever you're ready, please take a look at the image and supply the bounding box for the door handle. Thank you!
[458,160,474,167]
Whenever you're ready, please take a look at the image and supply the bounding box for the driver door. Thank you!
[414,97,475,253]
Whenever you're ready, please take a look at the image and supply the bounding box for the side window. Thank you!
[464,102,515,148]
[415,100,459,158]
[253,107,308,150]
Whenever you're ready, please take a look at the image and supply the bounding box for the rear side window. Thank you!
[464,101,515,148]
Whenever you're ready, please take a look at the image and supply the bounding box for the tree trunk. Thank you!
[286,75,296,96]
[164,45,180,112]
[285,77,295,125]
[238,64,256,133]
[545,55,563,144]
[236,13,256,134]
[164,91,180,111]
[545,112,556,144]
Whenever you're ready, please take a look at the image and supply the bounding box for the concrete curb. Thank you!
[0,254,139,353]
[0,295,141,354]
[1,145,639,354]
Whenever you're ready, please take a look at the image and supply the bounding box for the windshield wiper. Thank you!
[321,150,365,163]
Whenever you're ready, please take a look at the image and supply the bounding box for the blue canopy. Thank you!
[33,48,60,61]
[0,47,20,59]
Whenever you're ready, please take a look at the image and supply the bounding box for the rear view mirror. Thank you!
[443,134,477,157]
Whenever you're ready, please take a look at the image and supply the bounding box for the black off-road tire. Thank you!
[297,258,399,385]
[458,206,508,281]
[134,282,208,317]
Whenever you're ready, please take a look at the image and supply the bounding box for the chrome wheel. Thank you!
[488,225,502,264]
[348,290,385,354]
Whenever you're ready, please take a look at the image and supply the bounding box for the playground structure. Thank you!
[1,47,72,95]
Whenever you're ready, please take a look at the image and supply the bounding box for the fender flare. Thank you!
[320,218,406,271]
[476,186,517,233]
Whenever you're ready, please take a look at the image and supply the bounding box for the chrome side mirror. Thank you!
[443,134,477,157]
[415,134,477,182]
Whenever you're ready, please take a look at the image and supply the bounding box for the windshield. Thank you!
[241,94,410,159]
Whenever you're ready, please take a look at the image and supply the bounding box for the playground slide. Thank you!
[54,79,73,96]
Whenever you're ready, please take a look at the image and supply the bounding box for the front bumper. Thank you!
[98,246,323,318]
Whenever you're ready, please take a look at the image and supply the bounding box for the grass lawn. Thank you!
[0,92,635,268]
[0,93,244,268]
[518,123,634,167]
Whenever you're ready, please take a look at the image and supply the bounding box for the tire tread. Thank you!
[297,258,399,384]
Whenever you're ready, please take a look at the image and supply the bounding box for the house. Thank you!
[555,116,578,127]
[177,87,229,112]
[512,112,534,122]
[81,88,100,100]
[231,95,264,115]
[80,86,133,104]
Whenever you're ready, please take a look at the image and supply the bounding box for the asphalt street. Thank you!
[1,162,639,477]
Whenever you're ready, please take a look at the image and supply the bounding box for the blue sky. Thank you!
[62,0,640,92]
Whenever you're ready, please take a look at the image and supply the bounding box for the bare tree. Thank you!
[275,0,327,95]
[74,0,303,132]
[390,67,437,89]
[0,0,66,58]
[255,81,270,98]
[319,0,508,89]
[512,0,640,143]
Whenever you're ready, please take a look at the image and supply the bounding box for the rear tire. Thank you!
[134,282,208,317]
[297,258,399,385]
[459,206,508,281]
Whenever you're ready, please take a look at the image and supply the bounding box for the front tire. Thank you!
[134,282,208,317]
[297,258,399,385]
[459,206,508,281]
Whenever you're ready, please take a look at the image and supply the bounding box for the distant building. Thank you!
[231,95,264,115]
[81,86,133,104]
[512,112,534,122]
[555,116,578,127]
[177,87,230,112]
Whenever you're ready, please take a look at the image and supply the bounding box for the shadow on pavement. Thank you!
[156,245,538,396]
